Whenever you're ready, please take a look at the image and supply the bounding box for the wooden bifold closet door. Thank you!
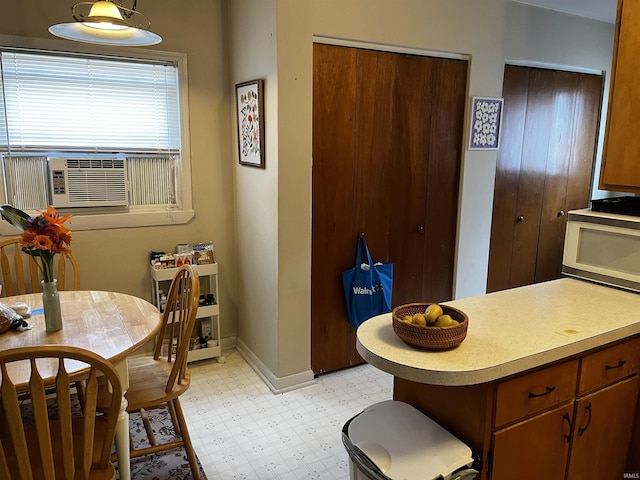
[311,44,467,374]
[487,65,603,293]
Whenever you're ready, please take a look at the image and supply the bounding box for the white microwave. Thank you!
[563,209,640,292]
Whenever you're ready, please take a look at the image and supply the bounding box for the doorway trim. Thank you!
[505,58,604,76]
[313,35,470,61]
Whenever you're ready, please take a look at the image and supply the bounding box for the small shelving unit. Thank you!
[150,263,225,363]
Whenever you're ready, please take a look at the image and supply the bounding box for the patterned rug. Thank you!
[116,406,208,480]
[19,396,207,480]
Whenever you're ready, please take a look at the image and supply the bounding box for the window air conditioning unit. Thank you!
[48,157,129,208]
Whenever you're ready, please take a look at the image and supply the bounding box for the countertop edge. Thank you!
[357,324,640,386]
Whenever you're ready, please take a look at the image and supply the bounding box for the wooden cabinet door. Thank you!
[567,376,639,480]
[627,391,640,474]
[600,0,640,192]
[491,402,573,480]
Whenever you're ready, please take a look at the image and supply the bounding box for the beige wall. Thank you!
[227,0,284,386]
[0,1,239,340]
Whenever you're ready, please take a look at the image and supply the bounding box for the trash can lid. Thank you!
[345,400,475,479]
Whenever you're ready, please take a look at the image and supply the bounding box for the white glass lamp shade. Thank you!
[83,1,128,29]
[49,1,162,46]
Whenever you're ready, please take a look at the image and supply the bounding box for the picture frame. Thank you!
[235,79,265,168]
[468,96,504,151]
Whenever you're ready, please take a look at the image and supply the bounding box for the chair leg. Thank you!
[167,399,181,436]
[140,407,158,447]
[171,398,200,480]
[74,380,86,412]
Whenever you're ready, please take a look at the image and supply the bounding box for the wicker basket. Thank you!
[392,302,469,350]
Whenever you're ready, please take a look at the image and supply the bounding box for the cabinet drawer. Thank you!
[495,359,579,428]
[578,337,640,395]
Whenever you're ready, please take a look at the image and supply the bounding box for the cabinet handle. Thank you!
[417,225,425,233]
[578,402,592,436]
[557,210,565,217]
[516,215,524,223]
[605,359,626,371]
[528,385,555,399]
[562,412,572,443]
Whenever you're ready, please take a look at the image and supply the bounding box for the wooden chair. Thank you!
[107,264,201,479]
[0,345,122,480]
[0,237,80,296]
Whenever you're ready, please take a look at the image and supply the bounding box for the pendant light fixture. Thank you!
[49,1,161,46]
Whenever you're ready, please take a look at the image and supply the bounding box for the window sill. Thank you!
[0,208,195,235]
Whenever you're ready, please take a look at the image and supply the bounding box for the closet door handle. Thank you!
[516,215,524,223]
[578,402,592,436]
[562,412,572,443]
[528,385,555,399]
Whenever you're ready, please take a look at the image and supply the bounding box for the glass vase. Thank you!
[41,279,63,332]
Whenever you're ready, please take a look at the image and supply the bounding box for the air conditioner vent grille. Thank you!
[66,158,125,170]
[49,157,129,208]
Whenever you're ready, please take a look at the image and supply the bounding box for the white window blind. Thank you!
[0,50,180,153]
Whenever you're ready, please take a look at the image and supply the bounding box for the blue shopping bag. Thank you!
[341,235,393,328]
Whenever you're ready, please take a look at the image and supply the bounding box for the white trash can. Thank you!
[342,400,479,480]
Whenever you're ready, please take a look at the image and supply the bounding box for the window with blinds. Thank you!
[0,48,182,211]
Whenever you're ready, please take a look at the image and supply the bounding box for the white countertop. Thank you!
[356,278,640,386]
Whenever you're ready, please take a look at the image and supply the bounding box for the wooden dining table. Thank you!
[0,290,162,480]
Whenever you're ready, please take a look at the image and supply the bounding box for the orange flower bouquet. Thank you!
[0,205,72,283]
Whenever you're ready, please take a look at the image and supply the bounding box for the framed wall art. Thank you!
[235,79,265,168]
[468,96,503,151]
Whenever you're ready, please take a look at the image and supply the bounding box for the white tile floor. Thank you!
[181,349,393,480]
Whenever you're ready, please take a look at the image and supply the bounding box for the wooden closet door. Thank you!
[508,68,554,289]
[311,44,358,373]
[487,66,602,293]
[384,52,432,306]
[420,57,467,303]
[354,53,466,307]
[534,71,579,283]
[566,74,603,212]
[352,49,396,276]
[487,66,529,293]
[535,72,603,282]
[311,45,467,374]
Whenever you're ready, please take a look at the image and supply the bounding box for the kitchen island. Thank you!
[356,278,640,480]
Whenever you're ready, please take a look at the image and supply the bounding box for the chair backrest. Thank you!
[0,237,80,296]
[153,264,200,393]
[0,345,122,480]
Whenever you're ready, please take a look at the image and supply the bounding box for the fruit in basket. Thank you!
[402,315,413,324]
[434,314,458,327]
[411,313,427,327]
[424,304,443,325]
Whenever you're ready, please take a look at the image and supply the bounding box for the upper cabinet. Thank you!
[600,0,640,192]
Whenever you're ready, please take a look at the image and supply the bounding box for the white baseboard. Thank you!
[235,338,316,394]
[220,336,236,350]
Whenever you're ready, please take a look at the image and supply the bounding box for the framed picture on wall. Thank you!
[235,79,265,168]
[468,96,504,150]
